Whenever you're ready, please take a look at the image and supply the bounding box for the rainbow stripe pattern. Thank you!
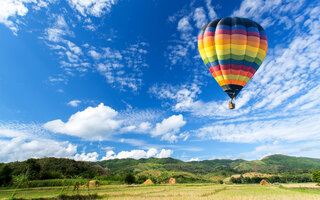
[198,17,268,99]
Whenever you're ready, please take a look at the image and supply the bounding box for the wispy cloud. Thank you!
[232,0,306,29]
[0,0,52,35]
[166,2,216,66]
[195,113,320,143]
[68,100,81,107]
[88,42,149,91]
[239,140,320,160]
[67,0,117,17]
[0,122,77,163]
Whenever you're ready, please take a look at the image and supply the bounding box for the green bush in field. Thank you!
[230,174,312,184]
[312,171,320,183]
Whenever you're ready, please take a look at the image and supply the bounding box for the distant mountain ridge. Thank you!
[95,154,320,174]
[2,154,320,183]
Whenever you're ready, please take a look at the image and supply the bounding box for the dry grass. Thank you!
[281,183,320,189]
[1,183,320,200]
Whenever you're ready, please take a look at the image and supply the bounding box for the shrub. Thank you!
[0,165,13,186]
[312,171,320,183]
[124,173,136,184]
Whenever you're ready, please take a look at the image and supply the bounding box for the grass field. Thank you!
[1,183,320,200]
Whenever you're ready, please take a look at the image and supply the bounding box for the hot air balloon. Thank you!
[198,17,268,109]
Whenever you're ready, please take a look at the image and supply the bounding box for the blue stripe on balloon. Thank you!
[205,27,216,32]
[247,27,259,32]
[216,25,231,30]
[207,59,260,70]
[231,25,246,31]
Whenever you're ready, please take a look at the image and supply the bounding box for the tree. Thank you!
[125,173,136,184]
[26,159,41,180]
[0,165,13,186]
[312,171,320,184]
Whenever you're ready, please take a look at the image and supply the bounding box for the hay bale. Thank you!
[89,180,96,187]
[169,177,176,184]
[143,179,153,185]
[260,179,269,185]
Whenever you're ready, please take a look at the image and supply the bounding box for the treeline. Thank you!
[230,174,312,184]
[0,158,106,187]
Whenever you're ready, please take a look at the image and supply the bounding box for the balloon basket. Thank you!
[228,103,235,109]
[229,98,235,109]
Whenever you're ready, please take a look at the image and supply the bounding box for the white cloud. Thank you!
[151,114,186,143]
[44,103,123,139]
[88,50,101,60]
[196,114,320,144]
[205,0,217,19]
[67,41,82,55]
[137,122,152,133]
[156,149,173,158]
[67,0,116,17]
[45,15,72,43]
[68,100,81,107]
[232,0,307,29]
[44,103,160,141]
[101,148,173,160]
[193,7,207,29]
[42,15,93,74]
[240,141,320,160]
[166,2,217,66]
[149,83,201,111]
[188,157,199,162]
[0,122,77,163]
[74,152,99,161]
[0,0,51,34]
[119,109,162,129]
[177,16,193,32]
[92,43,149,91]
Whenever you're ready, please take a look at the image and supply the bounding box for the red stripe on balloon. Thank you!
[215,29,231,34]
[204,31,215,36]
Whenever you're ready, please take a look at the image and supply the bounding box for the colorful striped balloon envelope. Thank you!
[198,17,268,108]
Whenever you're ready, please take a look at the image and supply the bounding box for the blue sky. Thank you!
[0,0,320,163]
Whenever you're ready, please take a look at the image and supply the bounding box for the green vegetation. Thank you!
[1,154,320,189]
[230,174,312,184]
[312,170,320,184]
[0,164,13,186]
[124,173,136,184]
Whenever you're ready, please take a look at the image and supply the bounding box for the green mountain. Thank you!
[262,154,320,169]
[1,154,320,185]
[96,154,320,175]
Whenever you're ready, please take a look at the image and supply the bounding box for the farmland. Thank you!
[1,183,320,200]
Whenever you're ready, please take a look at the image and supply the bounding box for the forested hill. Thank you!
[2,154,320,181]
[95,154,320,174]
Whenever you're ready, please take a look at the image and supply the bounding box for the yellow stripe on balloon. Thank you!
[231,48,246,56]
[215,44,231,50]
[231,44,247,50]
